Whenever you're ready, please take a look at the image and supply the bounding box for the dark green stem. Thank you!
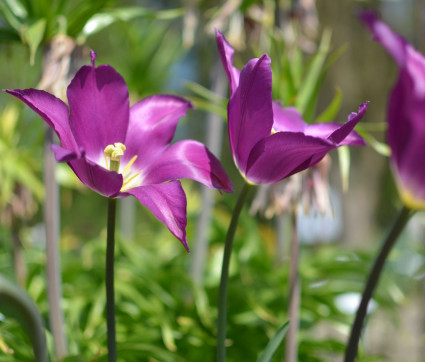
[106,197,117,362]
[344,206,413,362]
[216,182,254,362]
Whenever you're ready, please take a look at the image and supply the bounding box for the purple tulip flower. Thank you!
[6,51,232,251]
[361,12,425,210]
[216,30,368,185]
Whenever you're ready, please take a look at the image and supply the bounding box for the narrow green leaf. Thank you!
[185,81,225,103]
[0,0,27,31]
[21,18,46,65]
[81,7,184,37]
[315,88,342,124]
[295,29,332,115]
[257,320,290,362]
[338,146,350,192]
[357,130,391,157]
[0,275,48,361]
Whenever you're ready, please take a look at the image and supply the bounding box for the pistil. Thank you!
[103,143,142,191]
[104,143,126,172]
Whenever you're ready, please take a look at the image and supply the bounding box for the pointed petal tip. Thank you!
[357,100,370,115]
[358,10,379,25]
[90,50,97,67]
[182,240,190,254]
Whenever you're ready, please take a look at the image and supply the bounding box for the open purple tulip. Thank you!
[6,51,232,251]
[216,30,368,185]
[361,12,425,210]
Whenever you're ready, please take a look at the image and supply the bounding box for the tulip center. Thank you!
[104,143,142,191]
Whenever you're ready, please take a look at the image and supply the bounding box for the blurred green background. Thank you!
[0,0,424,361]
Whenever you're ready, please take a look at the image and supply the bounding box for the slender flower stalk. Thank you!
[217,182,253,361]
[344,206,412,361]
[285,210,300,362]
[106,197,117,361]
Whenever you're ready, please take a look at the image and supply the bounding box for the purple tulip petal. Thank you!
[122,95,193,170]
[122,181,189,251]
[229,55,274,173]
[361,12,425,99]
[272,102,307,132]
[141,140,233,192]
[395,128,425,201]
[360,11,408,67]
[327,102,369,144]
[68,156,123,197]
[51,144,80,162]
[305,123,366,146]
[5,89,78,152]
[216,29,241,95]
[245,132,333,184]
[67,56,129,161]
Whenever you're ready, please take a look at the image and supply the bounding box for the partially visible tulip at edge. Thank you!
[361,11,425,210]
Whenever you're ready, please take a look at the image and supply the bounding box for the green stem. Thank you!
[106,197,117,362]
[216,182,254,362]
[344,206,412,362]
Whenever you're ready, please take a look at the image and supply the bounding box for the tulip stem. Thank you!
[216,182,254,362]
[106,197,117,361]
[344,206,412,362]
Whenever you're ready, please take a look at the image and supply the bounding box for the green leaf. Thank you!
[257,320,290,362]
[357,130,391,157]
[185,81,224,103]
[0,274,48,361]
[81,7,184,38]
[0,0,27,31]
[295,29,332,116]
[21,18,46,65]
[315,88,343,124]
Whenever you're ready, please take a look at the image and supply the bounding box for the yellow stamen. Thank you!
[103,143,143,191]
[121,171,142,191]
[122,155,138,174]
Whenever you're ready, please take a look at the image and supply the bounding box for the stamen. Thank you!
[122,155,138,174]
[121,171,142,191]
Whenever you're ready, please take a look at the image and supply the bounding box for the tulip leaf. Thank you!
[356,130,391,157]
[338,146,350,192]
[0,0,27,31]
[20,18,46,65]
[0,275,48,361]
[185,81,224,103]
[315,88,343,124]
[257,320,289,362]
[81,7,184,37]
[296,29,331,116]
